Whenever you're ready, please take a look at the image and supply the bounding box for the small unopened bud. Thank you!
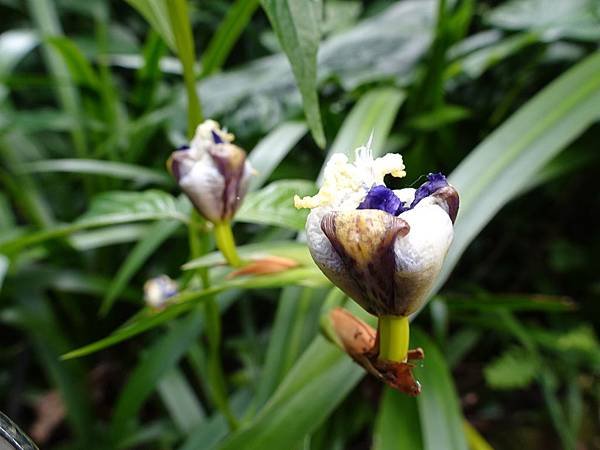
[324,307,424,396]
[144,275,178,310]
[167,120,254,223]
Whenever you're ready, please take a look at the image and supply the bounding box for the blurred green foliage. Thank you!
[0,0,599,449]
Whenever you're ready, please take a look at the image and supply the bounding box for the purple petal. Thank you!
[177,144,190,151]
[211,130,224,144]
[410,173,448,209]
[357,185,403,215]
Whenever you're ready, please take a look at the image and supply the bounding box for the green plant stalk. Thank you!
[188,212,238,430]
[378,315,409,362]
[213,221,242,267]
[166,0,203,138]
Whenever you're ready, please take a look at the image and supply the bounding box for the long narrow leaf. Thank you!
[18,159,173,186]
[261,0,325,147]
[413,329,468,450]
[437,51,600,290]
[248,121,307,191]
[201,0,260,76]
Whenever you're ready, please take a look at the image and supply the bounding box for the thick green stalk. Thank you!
[188,213,238,430]
[213,221,242,267]
[378,315,410,363]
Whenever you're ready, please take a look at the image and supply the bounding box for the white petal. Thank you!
[395,201,453,273]
[179,153,225,222]
[393,188,416,206]
[305,208,344,273]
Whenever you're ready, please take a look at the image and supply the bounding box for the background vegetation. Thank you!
[1,0,599,449]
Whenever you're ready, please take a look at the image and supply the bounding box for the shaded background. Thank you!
[1,0,599,449]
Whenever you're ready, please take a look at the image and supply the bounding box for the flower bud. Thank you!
[144,275,178,310]
[168,120,254,223]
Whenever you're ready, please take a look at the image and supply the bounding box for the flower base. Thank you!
[327,307,424,396]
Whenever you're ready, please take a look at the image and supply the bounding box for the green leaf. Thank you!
[319,87,406,182]
[124,0,176,52]
[251,286,331,412]
[110,308,206,441]
[486,0,600,42]
[157,368,206,433]
[412,329,468,450]
[81,190,187,223]
[47,36,101,88]
[408,104,471,130]
[63,267,327,359]
[69,224,152,250]
[0,191,190,255]
[248,121,308,191]
[441,293,574,312]
[17,159,173,186]
[166,0,203,135]
[463,422,495,450]
[373,388,423,450]
[261,0,325,147]
[100,220,181,316]
[178,390,253,450]
[236,180,315,231]
[183,241,313,271]
[216,336,363,450]
[201,0,260,76]
[484,346,538,390]
[446,32,538,80]
[437,51,600,293]
[26,0,88,157]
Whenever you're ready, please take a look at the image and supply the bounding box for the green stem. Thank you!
[378,315,410,363]
[187,213,238,430]
[213,221,242,267]
[166,0,203,138]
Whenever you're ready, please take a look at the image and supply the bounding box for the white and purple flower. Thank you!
[296,142,458,394]
[168,120,254,224]
[295,144,458,318]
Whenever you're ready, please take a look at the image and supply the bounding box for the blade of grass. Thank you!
[412,329,468,450]
[157,368,205,433]
[17,159,173,186]
[319,87,406,182]
[166,0,203,136]
[373,388,423,450]
[247,121,307,191]
[63,267,327,359]
[217,336,363,450]
[261,0,325,147]
[26,0,88,157]
[124,0,176,52]
[201,0,260,76]
[110,307,206,441]
[438,51,600,291]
